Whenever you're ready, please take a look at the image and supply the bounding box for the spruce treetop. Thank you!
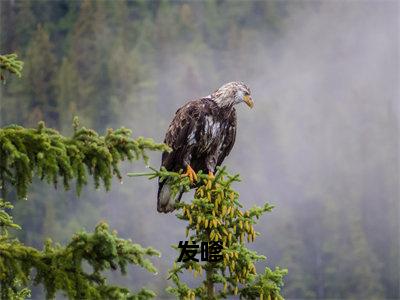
[129,167,287,299]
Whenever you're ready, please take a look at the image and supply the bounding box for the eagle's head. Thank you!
[211,81,254,109]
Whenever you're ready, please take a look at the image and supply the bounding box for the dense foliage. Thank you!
[0,118,168,199]
[0,72,166,299]
[1,203,160,299]
[129,167,287,299]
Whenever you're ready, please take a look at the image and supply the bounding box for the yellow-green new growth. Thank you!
[129,167,287,299]
[0,53,23,81]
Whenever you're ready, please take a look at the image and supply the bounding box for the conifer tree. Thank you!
[129,167,287,299]
[69,0,113,130]
[14,1,36,52]
[0,118,169,299]
[23,25,58,127]
[0,53,170,299]
[56,57,80,134]
[0,118,170,298]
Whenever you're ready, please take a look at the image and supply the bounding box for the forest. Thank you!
[0,0,398,299]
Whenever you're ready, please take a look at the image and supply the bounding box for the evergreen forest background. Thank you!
[0,0,398,299]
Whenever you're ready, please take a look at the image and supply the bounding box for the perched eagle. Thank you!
[157,81,254,213]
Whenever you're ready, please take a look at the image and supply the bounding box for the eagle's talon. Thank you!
[208,171,215,179]
[182,165,197,183]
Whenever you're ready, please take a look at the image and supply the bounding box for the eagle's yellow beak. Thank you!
[244,95,254,108]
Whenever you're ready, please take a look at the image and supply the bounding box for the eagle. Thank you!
[157,81,254,213]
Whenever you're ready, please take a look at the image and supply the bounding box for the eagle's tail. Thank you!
[157,179,184,213]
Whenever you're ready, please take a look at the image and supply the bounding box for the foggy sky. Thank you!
[92,1,400,298]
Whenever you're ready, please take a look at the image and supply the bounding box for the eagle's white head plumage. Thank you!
[211,81,254,109]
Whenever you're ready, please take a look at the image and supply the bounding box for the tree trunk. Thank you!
[206,265,214,299]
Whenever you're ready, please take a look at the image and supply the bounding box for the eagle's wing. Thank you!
[217,109,237,166]
[161,100,203,171]
[158,100,204,213]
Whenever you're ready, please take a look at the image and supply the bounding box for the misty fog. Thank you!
[112,2,399,298]
[1,1,398,299]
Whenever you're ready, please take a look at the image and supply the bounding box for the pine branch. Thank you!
[0,200,21,238]
[0,118,171,199]
[0,202,160,300]
[0,53,24,82]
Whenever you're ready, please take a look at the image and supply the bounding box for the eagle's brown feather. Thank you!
[161,98,236,173]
